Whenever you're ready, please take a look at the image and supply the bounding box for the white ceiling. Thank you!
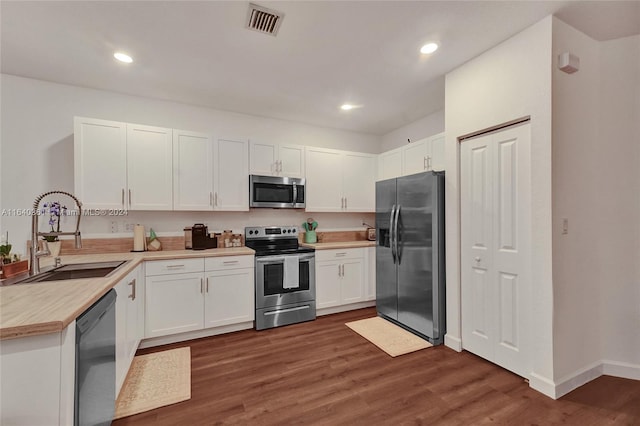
[1,1,639,135]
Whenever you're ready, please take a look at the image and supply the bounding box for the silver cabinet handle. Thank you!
[210,192,213,206]
[278,160,282,173]
[215,192,218,206]
[338,264,342,277]
[345,197,347,209]
[335,252,347,257]
[206,277,209,293]
[200,278,204,294]
[223,260,239,264]
[166,264,185,269]
[423,157,428,170]
[122,188,125,208]
[427,156,432,170]
[128,278,136,300]
[341,197,344,209]
[128,189,132,206]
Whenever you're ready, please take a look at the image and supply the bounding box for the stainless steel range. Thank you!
[245,226,316,330]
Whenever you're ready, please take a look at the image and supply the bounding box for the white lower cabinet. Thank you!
[115,265,144,395]
[145,271,205,338]
[365,246,376,301]
[204,268,254,328]
[145,256,254,339]
[316,249,365,309]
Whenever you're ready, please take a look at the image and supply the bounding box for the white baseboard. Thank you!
[444,334,462,352]
[529,372,558,399]
[139,321,254,349]
[602,359,640,380]
[547,359,640,399]
[553,361,603,399]
[317,301,375,317]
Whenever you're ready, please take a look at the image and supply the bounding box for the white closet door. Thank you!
[461,123,531,378]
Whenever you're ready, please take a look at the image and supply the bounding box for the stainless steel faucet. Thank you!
[30,190,83,275]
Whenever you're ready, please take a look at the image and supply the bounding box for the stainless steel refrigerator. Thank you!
[376,171,446,345]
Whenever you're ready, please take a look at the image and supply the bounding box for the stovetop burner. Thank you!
[244,226,315,257]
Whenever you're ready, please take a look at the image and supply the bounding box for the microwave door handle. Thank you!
[292,183,297,207]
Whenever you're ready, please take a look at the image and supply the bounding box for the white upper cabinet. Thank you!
[75,117,249,212]
[74,117,127,210]
[249,141,305,178]
[377,132,445,181]
[126,123,173,210]
[173,130,214,211]
[215,138,249,211]
[75,117,173,210]
[305,147,375,212]
[377,147,403,181]
[342,152,376,212]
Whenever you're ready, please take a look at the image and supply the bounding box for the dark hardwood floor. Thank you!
[113,308,640,425]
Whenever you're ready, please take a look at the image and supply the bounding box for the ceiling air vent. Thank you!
[246,3,284,36]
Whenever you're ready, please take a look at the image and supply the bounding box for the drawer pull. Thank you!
[335,252,347,257]
[166,264,186,268]
[223,260,239,264]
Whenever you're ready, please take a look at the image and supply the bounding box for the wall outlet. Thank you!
[110,221,119,233]
[124,223,135,232]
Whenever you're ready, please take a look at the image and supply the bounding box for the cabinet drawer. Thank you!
[315,248,364,262]
[205,255,254,271]
[145,258,204,276]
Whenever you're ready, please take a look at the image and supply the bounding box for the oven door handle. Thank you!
[255,253,315,264]
[264,305,312,316]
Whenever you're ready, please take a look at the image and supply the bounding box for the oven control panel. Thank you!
[245,226,298,239]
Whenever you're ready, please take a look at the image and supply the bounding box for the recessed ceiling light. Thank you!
[114,52,133,63]
[420,43,438,54]
[340,104,364,111]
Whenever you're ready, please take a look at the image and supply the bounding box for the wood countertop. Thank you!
[301,241,376,250]
[0,247,254,341]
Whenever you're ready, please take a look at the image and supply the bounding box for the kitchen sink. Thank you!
[16,260,128,284]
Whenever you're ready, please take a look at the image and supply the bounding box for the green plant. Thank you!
[1,232,12,264]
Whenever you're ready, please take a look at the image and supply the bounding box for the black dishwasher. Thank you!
[75,288,117,426]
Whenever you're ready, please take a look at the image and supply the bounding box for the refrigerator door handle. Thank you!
[390,204,397,264]
[394,205,401,264]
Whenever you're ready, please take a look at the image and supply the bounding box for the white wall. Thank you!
[551,17,605,383]
[444,16,554,392]
[598,34,640,369]
[552,21,640,387]
[379,109,444,152]
[0,75,377,253]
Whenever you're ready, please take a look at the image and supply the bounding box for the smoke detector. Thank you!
[246,3,284,36]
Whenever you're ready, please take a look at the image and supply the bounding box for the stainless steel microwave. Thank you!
[249,175,306,208]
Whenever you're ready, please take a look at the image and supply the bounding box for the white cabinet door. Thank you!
[173,130,214,210]
[377,147,402,181]
[341,258,365,304]
[249,141,278,176]
[403,138,429,175]
[145,272,204,338]
[127,123,173,210]
[365,247,376,301]
[278,144,305,178]
[214,138,249,211]
[114,266,142,396]
[342,152,376,212]
[305,147,343,212]
[316,261,341,309]
[74,117,127,210]
[461,123,531,378]
[204,268,254,328]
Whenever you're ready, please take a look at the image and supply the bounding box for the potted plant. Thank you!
[43,201,67,257]
[0,232,28,278]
